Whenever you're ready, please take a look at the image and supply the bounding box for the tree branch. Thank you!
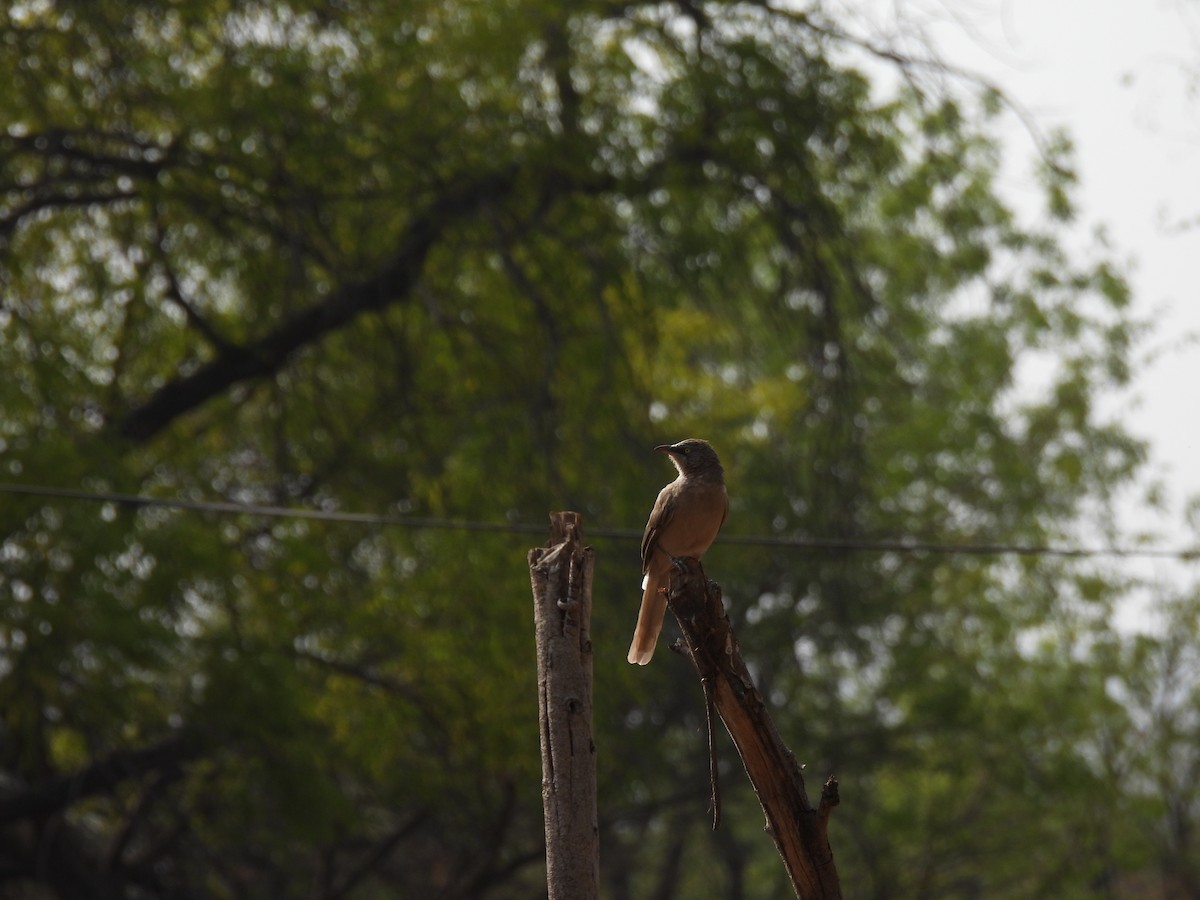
[0,733,200,825]
[115,167,518,443]
[325,809,429,900]
[150,213,239,355]
[664,558,842,900]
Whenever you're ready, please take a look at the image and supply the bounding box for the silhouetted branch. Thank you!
[117,167,519,443]
[0,732,200,825]
[665,558,842,900]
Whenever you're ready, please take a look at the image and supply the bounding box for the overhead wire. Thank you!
[1,482,1196,561]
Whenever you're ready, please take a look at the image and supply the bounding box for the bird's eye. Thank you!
[681,447,690,454]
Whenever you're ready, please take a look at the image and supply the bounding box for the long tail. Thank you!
[627,573,667,665]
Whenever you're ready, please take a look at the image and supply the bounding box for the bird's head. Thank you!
[655,439,724,481]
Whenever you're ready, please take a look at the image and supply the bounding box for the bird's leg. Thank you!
[657,555,694,599]
[668,553,695,577]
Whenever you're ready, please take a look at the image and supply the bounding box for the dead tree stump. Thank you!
[529,511,598,900]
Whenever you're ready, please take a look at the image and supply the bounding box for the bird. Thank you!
[628,439,728,665]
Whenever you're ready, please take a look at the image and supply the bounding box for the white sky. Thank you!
[856,0,1200,592]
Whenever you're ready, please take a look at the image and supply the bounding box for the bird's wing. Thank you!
[640,484,675,574]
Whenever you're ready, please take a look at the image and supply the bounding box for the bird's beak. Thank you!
[653,444,675,455]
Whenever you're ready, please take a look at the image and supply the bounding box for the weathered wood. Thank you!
[528,511,598,900]
[666,558,842,900]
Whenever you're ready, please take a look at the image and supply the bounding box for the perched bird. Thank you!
[628,439,728,665]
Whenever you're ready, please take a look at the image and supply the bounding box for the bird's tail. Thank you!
[627,573,667,665]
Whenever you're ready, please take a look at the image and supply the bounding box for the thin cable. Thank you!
[0,481,1196,561]
[0,482,552,535]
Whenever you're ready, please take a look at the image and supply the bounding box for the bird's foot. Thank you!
[668,554,695,576]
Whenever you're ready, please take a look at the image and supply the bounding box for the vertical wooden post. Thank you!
[529,511,598,900]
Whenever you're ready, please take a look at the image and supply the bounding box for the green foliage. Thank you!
[0,1,1173,898]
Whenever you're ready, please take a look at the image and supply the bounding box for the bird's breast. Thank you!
[659,481,727,558]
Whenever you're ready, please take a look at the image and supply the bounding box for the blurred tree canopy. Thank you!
[0,0,1188,898]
